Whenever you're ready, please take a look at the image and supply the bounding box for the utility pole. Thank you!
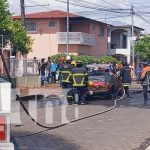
[20,0,25,26]
[131,5,135,74]
[66,0,69,55]
[105,14,107,23]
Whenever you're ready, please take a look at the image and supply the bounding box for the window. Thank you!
[25,21,37,32]
[99,25,105,36]
[49,20,57,28]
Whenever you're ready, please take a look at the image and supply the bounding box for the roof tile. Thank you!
[13,10,78,19]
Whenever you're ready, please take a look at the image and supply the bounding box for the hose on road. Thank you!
[0,50,126,138]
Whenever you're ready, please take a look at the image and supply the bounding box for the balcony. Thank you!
[108,48,130,56]
[57,32,95,46]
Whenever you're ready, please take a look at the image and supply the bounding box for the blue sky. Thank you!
[8,0,150,33]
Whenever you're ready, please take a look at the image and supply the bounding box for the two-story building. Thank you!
[13,10,108,59]
[107,22,144,63]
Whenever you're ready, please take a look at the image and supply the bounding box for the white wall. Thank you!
[27,33,58,59]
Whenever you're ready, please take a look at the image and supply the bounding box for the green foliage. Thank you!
[71,55,97,64]
[97,56,120,64]
[134,35,150,59]
[10,21,33,54]
[0,0,33,54]
[51,54,119,64]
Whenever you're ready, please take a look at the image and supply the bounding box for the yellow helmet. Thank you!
[76,61,83,67]
[71,60,76,66]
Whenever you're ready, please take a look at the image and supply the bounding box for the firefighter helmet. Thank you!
[71,60,76,66]
[76,61,83,67]
[66,55,72,61]
[143,61,148,66]
[122,60,127,66]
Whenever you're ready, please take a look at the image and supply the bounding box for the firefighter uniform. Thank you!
[71,62,88,104]
[120,61,131,98]
[59,60,73,88]
[140,62,150,101]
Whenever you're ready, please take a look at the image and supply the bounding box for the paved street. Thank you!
[11,83,150,150]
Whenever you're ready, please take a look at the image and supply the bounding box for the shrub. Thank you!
[97,56,120,64]
[71,55,97,64]
[51,54,119,64]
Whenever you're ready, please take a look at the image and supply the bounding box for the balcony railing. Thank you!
[57,32,95,46]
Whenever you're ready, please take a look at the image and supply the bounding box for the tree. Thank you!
[0,0,33,54]
[10,21,33,54]
[134,35,150,60]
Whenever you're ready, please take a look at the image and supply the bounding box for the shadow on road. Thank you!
[12,131,82,150]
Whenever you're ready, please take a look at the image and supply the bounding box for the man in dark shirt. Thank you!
[40,58,46,87]
[120,61,131,98]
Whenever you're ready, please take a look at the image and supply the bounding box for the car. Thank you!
[87,64,123,99]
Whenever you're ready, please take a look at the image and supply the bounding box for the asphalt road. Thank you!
[11,85,150,150]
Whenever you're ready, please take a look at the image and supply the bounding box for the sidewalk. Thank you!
[17,83,62,97]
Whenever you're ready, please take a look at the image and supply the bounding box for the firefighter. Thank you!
[140,62,150,101]
[59,55,73,88]
[120,61,131,99]
[71,61,88,105]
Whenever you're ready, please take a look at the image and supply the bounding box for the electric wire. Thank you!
[54,0,129,14]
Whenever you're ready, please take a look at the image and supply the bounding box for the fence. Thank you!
[0,58,40,77]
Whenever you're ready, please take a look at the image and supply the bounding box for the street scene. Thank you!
[1,0,150,150]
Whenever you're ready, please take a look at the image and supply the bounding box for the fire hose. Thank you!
[0,50,126,138]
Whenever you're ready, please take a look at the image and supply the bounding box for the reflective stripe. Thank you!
[72,74,86,86]
[123,83,131,87]
[61,71,72,83]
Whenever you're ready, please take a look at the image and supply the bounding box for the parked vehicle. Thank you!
[87,64,123,99]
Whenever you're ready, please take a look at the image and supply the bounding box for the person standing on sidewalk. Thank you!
[136,62,142,83]
[45,57,51,83]
[50,60,57,83]
[40,58,46,87]
[120,61,131,99]
[140,62,150,101]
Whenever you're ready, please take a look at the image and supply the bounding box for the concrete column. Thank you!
[107,29,111,55]
[127,54,130,64]
[127,29,131,50]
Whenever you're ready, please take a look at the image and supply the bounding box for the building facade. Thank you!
[108,22,144,63]
[14,10,108,59]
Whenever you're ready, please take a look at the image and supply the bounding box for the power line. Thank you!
[54,0,130,14]
[26,4,50,7]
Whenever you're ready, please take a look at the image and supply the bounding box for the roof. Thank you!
[13,10,108,25]
[109,21,144,30]
[13,10,78,19]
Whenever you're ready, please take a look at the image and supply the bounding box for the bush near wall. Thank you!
[51,54,119,64]
[97,56,120,64]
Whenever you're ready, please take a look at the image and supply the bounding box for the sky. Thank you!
[8,0,150,33]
